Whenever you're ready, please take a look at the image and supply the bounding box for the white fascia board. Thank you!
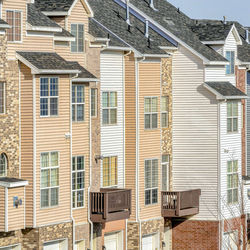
[159,46,178,51]
[72,78,100,82]
[226,24,242,45]
[0,180,28,188]
[0,24,11,29]
[223,95,248,100]
[95,37,110,42]
[201,40,225,45]
[37,69,81,74]
[54,36,75,42]
[42,11,68,16]
[106,46,132,51]
[142,53,170,58]
[68,0,94,17]
[204,60,229,66]
[26,23,62,33]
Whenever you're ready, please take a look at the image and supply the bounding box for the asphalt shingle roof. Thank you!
[0,18,10,27]
[34,0,74,12]
[27,3,61,28]
[127,0,228,62]
[88,0,172,55]
[0,177,27,183]
[206,82,247,97]
[68,61,98,79]
[54,28,74,38]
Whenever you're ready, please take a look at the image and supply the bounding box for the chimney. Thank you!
[126,0,131,26]
[246,29,249,43]
[223,16,227,24]
[145,20,149,38]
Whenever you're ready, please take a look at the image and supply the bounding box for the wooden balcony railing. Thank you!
[162,189,201,217]
[90,188,131,223]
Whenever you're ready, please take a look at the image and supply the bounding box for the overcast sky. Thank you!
[167,0,250,27]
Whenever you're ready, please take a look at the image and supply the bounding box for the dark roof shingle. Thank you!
[68,61,98,79]
[34,0,74,12]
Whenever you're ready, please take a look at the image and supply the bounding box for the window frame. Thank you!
[72,84,85,122]
[70,23,84,53]
[227,160,238,205]
[161,96,169,128]
[144,159,158,206]
[40,151,60,209]
[102,91,118,126]
[6,9,22,43]
[40,77,59,117]
[225,51,235,75]
[72,156,85,209]
[161,155,169,191]
[227,101,238,133]
[91,88,98,117]
[0,153,7,177]
[144,96,158,130]
[102,156,118,188]
[0,82,5,114]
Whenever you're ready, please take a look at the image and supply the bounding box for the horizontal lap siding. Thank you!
[125,54,136,220]
[20,63,33,227]
[139,62,161,220]
[72,84,89,224]
[8,187,25,231]
[51,17,66,28]
[100,51,125,188]
[0,187,5,231]
[172,45,218,221]
[36,75,71,226]
[205,65,226,82]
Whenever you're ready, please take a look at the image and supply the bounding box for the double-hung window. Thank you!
[102,156,118,187]
[102,92,117,125]
[145,159,158,205]
[162,155,169,191]
[145,97,158,129]
[71,24,84,52]
[72,156,85,208]
[0,82,5,114]
[91,88,97,117]
[41,152,59,208]
[161,96,169,128]
[40,77,58,117]
[225,51,235,75]
[227,160,238,204]
[227,102,238,133]
[72,84,85,122]
[6,10,21,42]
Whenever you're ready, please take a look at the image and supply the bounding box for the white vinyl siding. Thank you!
[205,65,226,82]
[162,155,169,191]
[100,51,124,188]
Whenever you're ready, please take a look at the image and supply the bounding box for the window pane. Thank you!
[51,168,59,186]
[77,85,84,103]
[232,103,238,116]
[51,188,58,206]
[50,98,58,116]
[151,98,158,112]
[14,11,21,41]
[51,152,58,167]
[91,89,97,117]
[152,114,158,129]
[78,24,84,52]
[145,160,151,189]
[233,118,238,132]
[227,174,232,189]
[72,157,76,171]
[102,92,109,108]
[72,104,76,121]
[226,51,231,74]
[110,109,117,124]
[103,157,110,187]
[162,113,168,128]
[40,78,49,97]
[72,85,76,103]
[41,170,49,188]
[227,118,232,132]
[162,163,168,191]
[0,83,4,114]
[145,98,151,113]
[233,161,238,172]
[227,189,232,204]
[41,153,49,168]
[145,190,151,205]
[162,155,169,163]
[231,52,235,74]
[110,157,117,186]
[72,191,76,208]
[152,160,158,187]
[72,172,76,190]
[0,154,7,177]
[71,24,77,52]
[77,190,84,207]
[109,92,117,107]
[227,161,232,172]
[6,11,14,41]
[77,172,84,189]
[233,189,238,203]
[50,78,58,96]
[77,156,84,170]
[77,104,84,121]
[145,114,151,129]
[161,97,168,111]
[40,98,48,116]
[41,189,49,208]
[102,109,109,125]
[152,188,158,204]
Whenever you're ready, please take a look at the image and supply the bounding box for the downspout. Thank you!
[135,56,145,249]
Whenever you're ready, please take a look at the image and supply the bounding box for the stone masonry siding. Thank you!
[161,58,173,190]
[127,222,140,250]
[0,230,22,248]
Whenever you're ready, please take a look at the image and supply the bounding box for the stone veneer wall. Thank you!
[0,230,23,248]
[161,58,173,190]
[127,222,140,250]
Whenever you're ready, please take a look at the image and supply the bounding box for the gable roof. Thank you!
[0,19,10,29]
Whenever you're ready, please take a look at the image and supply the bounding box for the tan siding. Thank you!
[8,187,25,231]
[0,187,5,231]
[124,54,136,221]
[20,63,33,227]
[72,84,89,223]
[51,16,66,28]
[139,62,162,220]
[36,75,71,226]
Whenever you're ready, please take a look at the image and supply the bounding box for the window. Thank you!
[0,82,5,114]
[40,77,58,117]
[145,97,158,129]
[145,159,158,205]
[227,102,238,133]
[91,88,97,117]
[72,84,84,122]
[71,24,84,52]
[72,156,85,208]
[0,153,7,177]
[226,51,235,75]
[102,156,117,187]
[6,10,21,42]
[162,155,169,191]
[227,160,238,204]
[161,96,169,128]
[41,152,59,208]
[102,92,117,125]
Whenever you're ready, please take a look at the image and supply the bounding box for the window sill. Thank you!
[144,203,159,207]
[227,131,239,135]
[40,115,59,118]
[40,205,59,210]
[72,120,86,124]
[7,41,22,44]
[72,206,85,210]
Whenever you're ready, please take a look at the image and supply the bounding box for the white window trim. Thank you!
[227,101,238,133]
[144,96,158,130]
[40,151,60,209]
[72,155,85,209]
[70,23,85,53]
[102,155,118,188]
[40,77,59,118]
[91,88,98,118]
[72,84,85,122]
[0,82,5,115]
[0,153,7,177]
[227,160,239,205]
[102,91,118,126]
[6,9,23,43]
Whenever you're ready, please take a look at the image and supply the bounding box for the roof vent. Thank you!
[147,37,151,48]
[246,29,249,44]
[145,20,149,38]
[223,16,227,24]
[126,0,131,26]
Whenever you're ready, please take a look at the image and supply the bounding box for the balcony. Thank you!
[90,188,131,223]
[162,189,201,218]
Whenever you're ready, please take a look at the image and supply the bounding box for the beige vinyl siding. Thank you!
[125,54,136,220]
[35,75,71,226]
[51,16,66,28]
[0,187,5,231]
[8,187,25,231]
[20,63,33,227]
[139,61,162,220]
[172,45,218,220]
[72,84,89,224]
[2,0,54,59]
